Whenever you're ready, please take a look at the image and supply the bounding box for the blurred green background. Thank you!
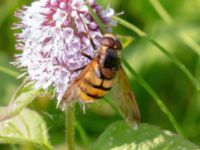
[0,0,200,149]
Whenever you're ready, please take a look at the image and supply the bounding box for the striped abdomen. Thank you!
[77,48,120,102]
[77,62,116,102]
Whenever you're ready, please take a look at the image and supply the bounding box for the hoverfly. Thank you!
[60,33,140,125]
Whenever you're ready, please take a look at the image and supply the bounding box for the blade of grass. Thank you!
[87,4,107,34]
[149,0,173,25]
[112,16,146,37]
[0,0,18,27]
[75,121,90,145]
[0,66,20,77]
[112,16,200,93]
[121,57,185,137]
[149,0,200,56]
[103,97,124,120]
[182,59,200,131]
[148,38,200,92]
[89,5,185,136]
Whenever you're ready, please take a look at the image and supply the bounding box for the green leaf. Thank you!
[91,121,198,150]
[0,88,42,121]
[0,107,52,150]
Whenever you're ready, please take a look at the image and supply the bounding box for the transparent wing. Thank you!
[59,59,98,109]
[115,66,140,126]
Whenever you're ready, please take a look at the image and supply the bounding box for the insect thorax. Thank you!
[102,48,120,70]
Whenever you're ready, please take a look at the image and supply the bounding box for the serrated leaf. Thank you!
[91,121,198,150]
[0,88,42,121]
[0,107,52,150]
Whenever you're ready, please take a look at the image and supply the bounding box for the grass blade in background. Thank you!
[90,6,184,136]
[0,0,18,27]
[113,16,200,93]
[0,66,19,77]
[149,0,200,56]
[121,58,185,136]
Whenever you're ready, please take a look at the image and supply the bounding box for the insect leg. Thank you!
[80,51,93,60]
[76,12,97,50]
[69,65,87,73]
[68,50,94,73]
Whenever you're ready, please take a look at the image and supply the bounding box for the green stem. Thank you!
[148,38,200,92]
[121,57,185,137]
[91,7,185,136]
[0,66,19,77]
[149,0,173,25]
[75,121,90,145]
[87,4,107,33]
[88,2,190,136]
[65,103,75,150]
[0,0,18,26]
[104,98,124,120]
[149,0,200,56]
[113,16,200,93]
[112,16,146,37]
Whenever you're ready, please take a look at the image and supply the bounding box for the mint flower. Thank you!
[13,0,116,104]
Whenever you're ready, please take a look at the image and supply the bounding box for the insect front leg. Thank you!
[68,65,87,73]
[68,51,93,73]
[80,49,93,60]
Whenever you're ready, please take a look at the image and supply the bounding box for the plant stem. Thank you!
[149,0,173,25]
[87,4,107,33]
[75,121,90,145]
[149,0,200,56]
[104,98,124,119]
[112,16,146,37]
[65,103,75,150]
[91,7,185,136]
[112,16,200,93]
[148,38,200,93]
[0,66,19,77]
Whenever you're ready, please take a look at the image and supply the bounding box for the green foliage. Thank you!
[91,121,198,150]
[122,58,184,136]
[0,0,200,149]
[0,107,52,150]
[0,87,42,121]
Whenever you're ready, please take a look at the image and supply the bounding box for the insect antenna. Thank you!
[76,12,97,50]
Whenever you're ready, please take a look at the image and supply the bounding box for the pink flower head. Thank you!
[13,0,116,103]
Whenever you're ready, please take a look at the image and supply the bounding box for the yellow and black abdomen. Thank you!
[78,63,115,102]
[77,48,120,103]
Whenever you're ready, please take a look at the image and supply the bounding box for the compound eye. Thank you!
[115,39,122,49]
[100,37,115,48]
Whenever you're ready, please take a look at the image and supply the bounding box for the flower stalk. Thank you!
[65,103,75,150]
[13,0,116,148]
